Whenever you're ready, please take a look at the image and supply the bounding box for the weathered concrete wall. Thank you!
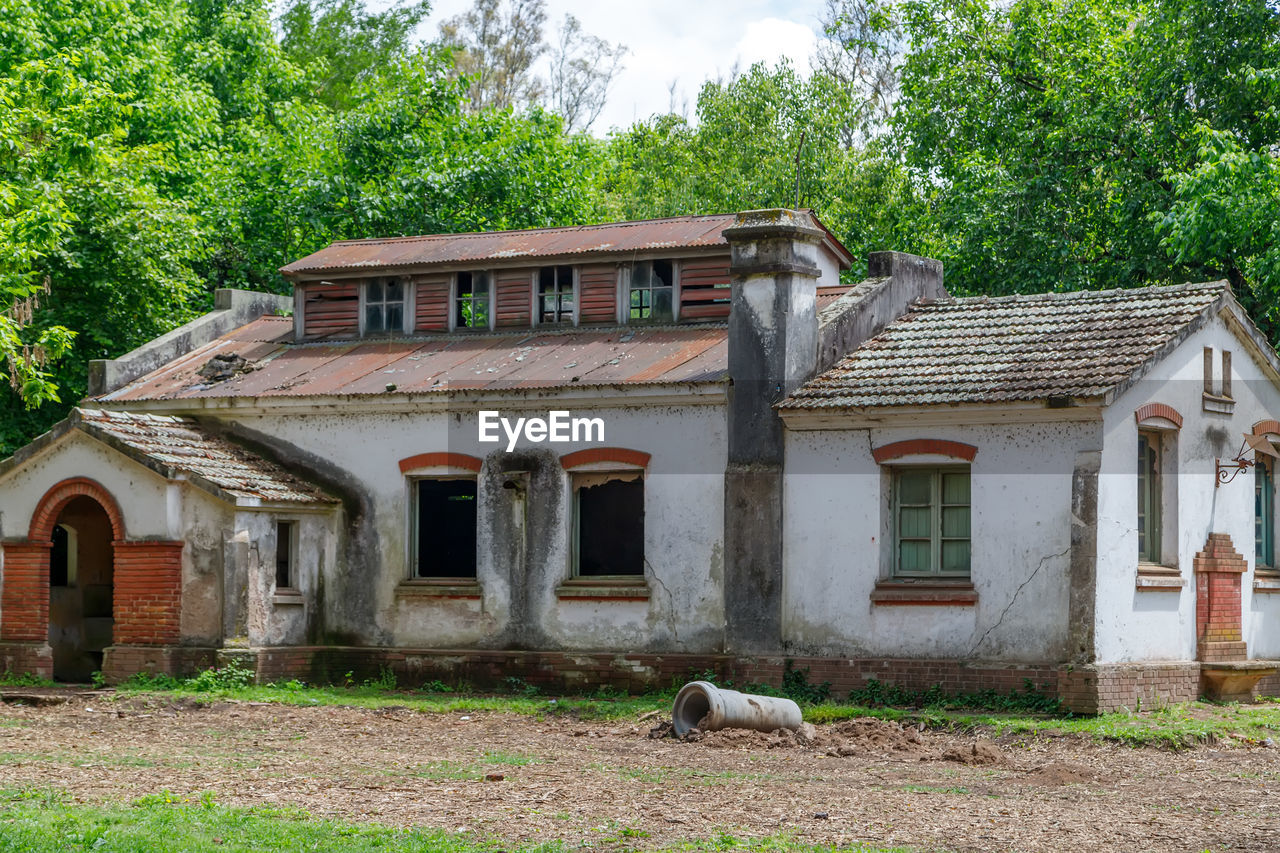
[88,289,291,397]
[782,420,1100,662]
[1097,312,1280,662]
[223,399,727,654]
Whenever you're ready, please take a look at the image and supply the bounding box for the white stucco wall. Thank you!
[782,419,1099,662]
[1097,312,1280,663]
[223,397,727,653]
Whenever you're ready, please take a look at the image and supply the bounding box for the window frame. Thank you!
[410,476,480,579]
[1258,454,1276,571]
[274,520,298,591]
[620,259,679,324]
[890,465,971,578]
[1137,429,1164,565]
[451,270,494,332]
[535,265,578,326]
[571,470,646,578]
[358,276,411,337]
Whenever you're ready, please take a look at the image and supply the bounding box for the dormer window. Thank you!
[455,271,492,330]
[363,277,407,335]
[627,260,675,323]
[538,266,575,324]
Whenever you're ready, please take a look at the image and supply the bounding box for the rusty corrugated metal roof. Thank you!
[281,211,855,276]
[98,317,729,402]
[782,281,1229,410]
[282,215,738,276]
[75,409,337,504]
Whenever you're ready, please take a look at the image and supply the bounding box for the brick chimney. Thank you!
[721,209,824,653]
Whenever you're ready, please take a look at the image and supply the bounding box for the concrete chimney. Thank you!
[721,209,824,654]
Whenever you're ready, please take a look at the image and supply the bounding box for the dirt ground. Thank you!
[1,693,1278,852]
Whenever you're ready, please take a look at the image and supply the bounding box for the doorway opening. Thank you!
[48,496,114,681]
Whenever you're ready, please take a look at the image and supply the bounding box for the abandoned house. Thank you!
[2,208,1279,713]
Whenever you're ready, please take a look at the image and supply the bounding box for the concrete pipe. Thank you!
[671,681,803,736]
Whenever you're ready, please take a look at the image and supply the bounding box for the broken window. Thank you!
[893,467,970,577]
[364,277,406,334]
[275,521,296,589]
[1138,430,1162,564]
[627,260,674,323]
[574,472,644,576]
[455,271,492,330]
[1258,457,1275,570]
[414,479,478,578]
[538,265,575,324]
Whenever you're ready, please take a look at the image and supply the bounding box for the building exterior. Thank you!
[0,209,1277,711]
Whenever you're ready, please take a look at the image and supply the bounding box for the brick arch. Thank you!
[871,439,977,464]
[398,452,483,474]
[1134,402,1183,429]
[1252,420,1280,437]
[27,477,126,544]
[560,448,651,470]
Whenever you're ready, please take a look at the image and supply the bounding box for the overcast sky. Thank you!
[416,0,830,133]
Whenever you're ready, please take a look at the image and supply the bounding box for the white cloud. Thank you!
[398,0,827,133]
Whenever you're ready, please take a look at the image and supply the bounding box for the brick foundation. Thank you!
[0,642,53,679]
[1057,662,1201,714]
[101,645,216,684]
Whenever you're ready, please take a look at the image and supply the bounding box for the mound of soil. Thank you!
[941,739,1003,766]
[1020,761,1095,785]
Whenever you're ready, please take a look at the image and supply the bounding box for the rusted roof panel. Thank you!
[282,215,737,276]
[75,409,336,504]
[98,317,728,402]
[783,282,1228,410]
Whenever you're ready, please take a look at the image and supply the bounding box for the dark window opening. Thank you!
[50,524,69,586]
[1138,431,1162,564]
[628,260,674,322]
[539,265,575,323]
[1258,457,1275,570]
[575,476,644,576]
[275,521,295,589]
[416,479,478,578]
[364,277,406,334]
[456,271,491,329]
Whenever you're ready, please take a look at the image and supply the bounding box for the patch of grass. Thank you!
[0,788,904,852]
[847,677,1063,715]
[899,784,971,795]
[0,671,54,688]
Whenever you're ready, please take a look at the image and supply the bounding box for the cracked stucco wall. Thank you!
[781,420,1100,662]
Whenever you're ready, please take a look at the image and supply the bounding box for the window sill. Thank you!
[1254,571,1280,593]
[273,589,304,607]
[1136,564,1185,589]
[556,577,650,601]
[870,579,977,606]
[1202,392,1235,415]
[396,579,483,599]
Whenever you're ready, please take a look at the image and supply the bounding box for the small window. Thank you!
[1138,430,1162,564]
[364,277,406,334]
[1258,457,1275,570]
[538,265,575,324]
[628,260,674,323]
[455,271,492,330]
[574,473,644,576]
[414,479,478,578]
[893,467,970,576]
[275,521,296,589]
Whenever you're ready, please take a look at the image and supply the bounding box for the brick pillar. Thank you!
[1195,533,1247,662]
[1,542,51,642]
[112,541,184,645]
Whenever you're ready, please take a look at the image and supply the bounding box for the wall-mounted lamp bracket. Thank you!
[1216,434,1280,488]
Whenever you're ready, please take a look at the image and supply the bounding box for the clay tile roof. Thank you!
[74,409,336,505]
[783,281,1229,410]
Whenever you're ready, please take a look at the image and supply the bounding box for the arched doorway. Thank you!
[48,496,115,681]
